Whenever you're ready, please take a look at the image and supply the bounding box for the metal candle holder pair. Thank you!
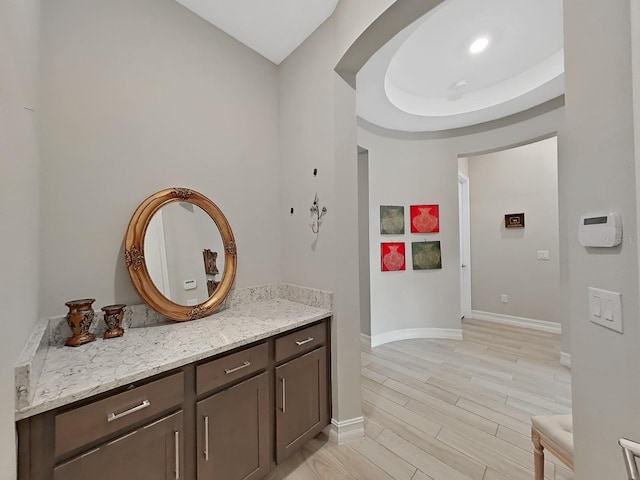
[64,299,125,347]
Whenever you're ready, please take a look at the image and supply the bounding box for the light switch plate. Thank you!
[183,279,197,291]
[537,250,550,260]
[588,287,623,333]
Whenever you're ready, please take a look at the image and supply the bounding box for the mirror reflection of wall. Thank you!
[144,210,172,298]
[143,202,225,306]
[193,204,225,288]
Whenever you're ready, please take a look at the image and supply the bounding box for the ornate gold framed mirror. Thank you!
[124,187,237,321]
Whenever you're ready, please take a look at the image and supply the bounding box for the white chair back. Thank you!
[620,438,640,479]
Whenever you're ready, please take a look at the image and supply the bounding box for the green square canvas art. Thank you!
[380,205,405,234]
[412,241,442,270]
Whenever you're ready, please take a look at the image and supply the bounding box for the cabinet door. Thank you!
[54,410,184,480]
[275,346,328,463]
[196,372,270,480]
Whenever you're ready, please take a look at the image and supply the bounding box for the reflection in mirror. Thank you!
[125,187,237,321]
[144,202,226,307]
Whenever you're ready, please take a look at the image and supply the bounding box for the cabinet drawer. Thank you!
[54,410,184,480]
[196,342,268,396]
[55,371,184,458]
[275,321,326,363]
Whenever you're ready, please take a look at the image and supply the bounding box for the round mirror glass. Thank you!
[124,188,237,321]
[143,202,226,306]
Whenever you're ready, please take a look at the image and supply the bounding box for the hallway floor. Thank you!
[267,318,573,480]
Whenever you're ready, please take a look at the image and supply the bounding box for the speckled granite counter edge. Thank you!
[15,283,333,420]
[15,317,49,410]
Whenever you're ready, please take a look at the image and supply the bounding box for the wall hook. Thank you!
[309,193,327,234]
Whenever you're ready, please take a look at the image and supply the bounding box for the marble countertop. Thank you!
[16,298,330,420]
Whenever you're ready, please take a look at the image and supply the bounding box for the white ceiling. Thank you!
[173,0,564,132]
[173,0,339,65]
[357,0,565,132]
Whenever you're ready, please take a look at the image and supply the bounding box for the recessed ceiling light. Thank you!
[469,37,489,54]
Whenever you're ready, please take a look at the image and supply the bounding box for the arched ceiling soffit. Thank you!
[348,0,564,133]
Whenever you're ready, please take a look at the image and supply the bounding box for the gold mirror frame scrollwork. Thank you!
[124,187,237,321]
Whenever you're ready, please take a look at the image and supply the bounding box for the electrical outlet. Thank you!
[501,294,508,303]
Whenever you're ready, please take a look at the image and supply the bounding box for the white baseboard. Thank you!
[328,416,365,445]
[471,310,562,334]
[371,328,463,348]
[560,351,572,368]
[360,333,371,343]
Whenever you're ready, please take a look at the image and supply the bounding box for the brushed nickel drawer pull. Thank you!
[224,361,251,374]
[295,337,314,346]
[106,399,151,422]
[281,377,286,413]
[204,416,210,461]
[174,430,180,480]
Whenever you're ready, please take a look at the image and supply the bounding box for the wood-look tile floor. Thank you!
[267,318,573,480]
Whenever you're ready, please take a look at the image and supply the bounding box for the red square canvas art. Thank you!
[410,205,439,233]
[381,242,406,271]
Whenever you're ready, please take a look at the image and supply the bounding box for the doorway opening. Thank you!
[458,135,561,333]
[358,146,371,337]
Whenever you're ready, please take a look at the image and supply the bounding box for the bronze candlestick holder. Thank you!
[101,304,126,339]
[65,298,97,347]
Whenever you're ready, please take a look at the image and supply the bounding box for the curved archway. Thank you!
[332,1,563,353]
[335,1,444,88]
[335,0,563,139]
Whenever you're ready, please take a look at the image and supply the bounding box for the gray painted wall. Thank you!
[458,157,469,178]
[0,0,40,473]
[38,0,282,317]
[563,0,640,477]
[359,108,564,344]
[469,137,560,323]
[278,0,394,423]
[362,128,460,340]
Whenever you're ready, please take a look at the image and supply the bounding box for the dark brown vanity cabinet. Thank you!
[275,346,328,463]
[194,341,271,480]
[54,411,184,480]
[196,373,270,480]
[17,318,330,480]
[273,321,329,463]
[19,371,186,480]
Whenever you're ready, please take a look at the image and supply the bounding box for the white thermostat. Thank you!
[578,212,622,247]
